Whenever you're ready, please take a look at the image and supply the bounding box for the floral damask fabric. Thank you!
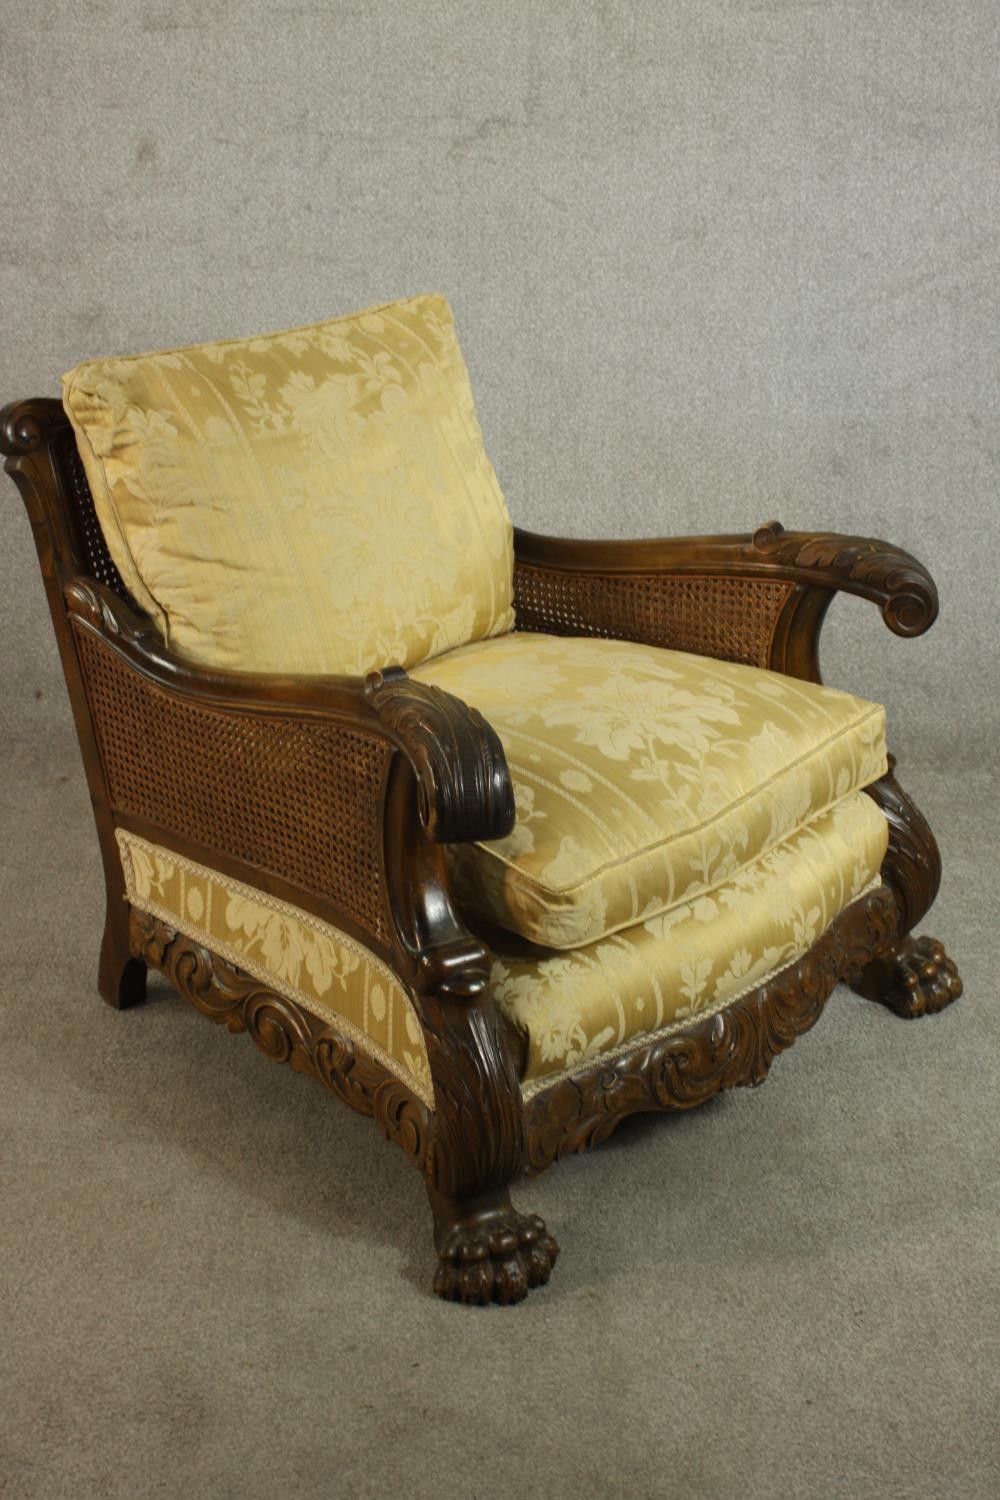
[492,790,889,1092]
[116,830,433,1105]
[62,294,514,677]
[413,632,887,948]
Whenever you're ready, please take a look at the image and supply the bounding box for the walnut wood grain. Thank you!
[514,518,937,687]
[514,519,937,639]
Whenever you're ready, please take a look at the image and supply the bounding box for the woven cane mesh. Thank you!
[63,438,130,598]
[513,563,792,669]
[74,627,391,941]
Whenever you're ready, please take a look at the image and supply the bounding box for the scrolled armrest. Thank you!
[364,668,515,844]
[750,521,938,638]
[513,520,939,676]
[515,522,938,639]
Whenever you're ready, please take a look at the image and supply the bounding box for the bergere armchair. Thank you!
[4,293,962,1304]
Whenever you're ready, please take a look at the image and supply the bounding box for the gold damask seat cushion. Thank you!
[493,790,889,1089]
[61,294,514,677]
[413,632,887,949]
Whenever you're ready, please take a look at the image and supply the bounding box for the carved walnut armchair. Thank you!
[3,293,961,1305]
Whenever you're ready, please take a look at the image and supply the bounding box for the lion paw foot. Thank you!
[851,934,962,1018]
[433,1211,559,1306]
[888,936,963,1017]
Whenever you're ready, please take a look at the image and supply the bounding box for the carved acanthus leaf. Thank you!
[365,667,515,844]
[752,520,938,637]
[418,986,526,1199]
[860,756,941,935]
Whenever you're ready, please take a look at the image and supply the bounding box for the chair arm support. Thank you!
[514,520,938,640]
[64,578,515,849]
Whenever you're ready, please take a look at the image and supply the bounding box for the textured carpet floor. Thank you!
[1,731,997,1500]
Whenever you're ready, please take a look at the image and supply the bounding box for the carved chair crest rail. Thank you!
[3,296,961,1304]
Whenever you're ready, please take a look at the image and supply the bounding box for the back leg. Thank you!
[849,757,962,1018]
[98,888,147,1009]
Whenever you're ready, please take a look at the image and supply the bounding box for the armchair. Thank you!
[3,293,960,1304]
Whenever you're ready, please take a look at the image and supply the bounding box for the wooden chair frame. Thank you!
[3,395,962,1305]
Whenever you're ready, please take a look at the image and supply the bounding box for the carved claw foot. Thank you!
[850,935,962,1019]
[433,1212,559,1306]
[429,1190,559,1306]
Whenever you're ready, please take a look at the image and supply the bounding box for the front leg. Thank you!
[852,935,962,1018]
[373,695,558,1305]
[419,976,558,1305]
[98,863,147,1009]
[850,756,962,1017]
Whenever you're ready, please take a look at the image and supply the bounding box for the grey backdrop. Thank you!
[3,1,998,755]
[2,6,998,1499]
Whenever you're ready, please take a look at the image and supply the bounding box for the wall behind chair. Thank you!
[2,1,997,760]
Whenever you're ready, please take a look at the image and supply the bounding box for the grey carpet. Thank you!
[2,726,997,1500]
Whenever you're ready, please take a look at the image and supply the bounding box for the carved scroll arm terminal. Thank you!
[748,520,938,639]
[364,667,515,846]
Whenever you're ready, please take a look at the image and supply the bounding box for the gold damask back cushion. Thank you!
[61,294,514,676]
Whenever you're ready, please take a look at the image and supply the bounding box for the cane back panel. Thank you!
[513,561,792,669]
[61,433,131,600]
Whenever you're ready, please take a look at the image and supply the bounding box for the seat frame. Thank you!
[3,395,962,1305]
